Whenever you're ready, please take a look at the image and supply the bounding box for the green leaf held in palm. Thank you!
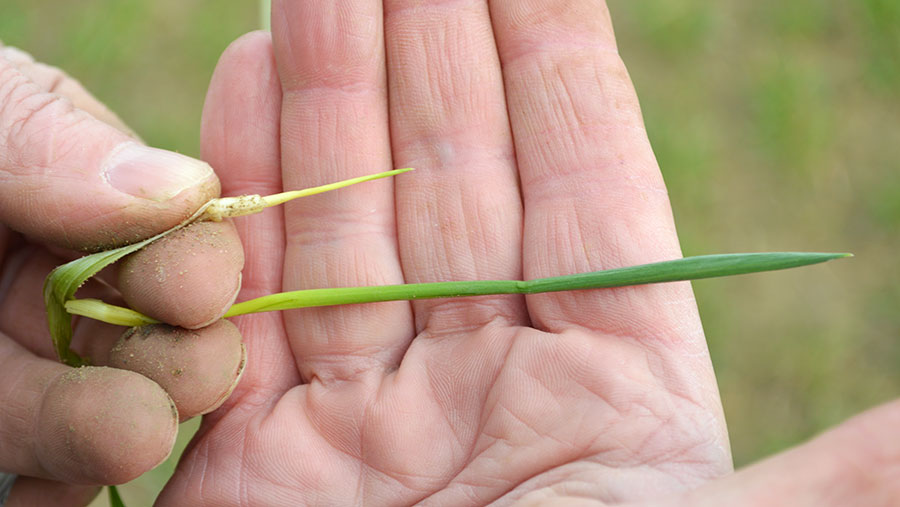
[65,252,851,328]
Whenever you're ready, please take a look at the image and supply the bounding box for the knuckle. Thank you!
[0,59,76,167]
[30,62,69,94]
[0,45,37,66]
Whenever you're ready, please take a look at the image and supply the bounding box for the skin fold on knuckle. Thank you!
[1,44,130,133]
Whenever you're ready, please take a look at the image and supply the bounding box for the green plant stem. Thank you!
[108,485,125,507]
[200,168,413,221]
[225,252,847,314]
[65,252,850,327]
[261,168,413,207]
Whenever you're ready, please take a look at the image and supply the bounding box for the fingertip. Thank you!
[6,477,100,507]
[223,30,274,61]
[118,220,244,329]
[202,30,280,196]
[36,366,178,485]
[107,320,246,421]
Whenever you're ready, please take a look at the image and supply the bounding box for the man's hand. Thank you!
[0,43,244,504]
[158,1,900,505]
[159,1,734,504]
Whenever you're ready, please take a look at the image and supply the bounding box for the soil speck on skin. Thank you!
[155,265,166,283]
[120,327,137,342]
[172,368,183,377]
[118,220,242,328]
[59,367,90,384]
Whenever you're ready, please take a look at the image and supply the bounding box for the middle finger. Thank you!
[385,0,526,334]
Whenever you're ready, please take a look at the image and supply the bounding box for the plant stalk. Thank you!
[65,252,850,327]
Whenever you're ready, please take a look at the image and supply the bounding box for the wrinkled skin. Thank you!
[0,39,244,504]
[162,2,732,502]
[2,1,898,506]
[155,2,899,505]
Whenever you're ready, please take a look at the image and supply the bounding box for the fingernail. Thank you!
[103,142,215,202]
[201,343,247,417]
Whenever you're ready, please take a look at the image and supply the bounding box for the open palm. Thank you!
[159,1,732,504]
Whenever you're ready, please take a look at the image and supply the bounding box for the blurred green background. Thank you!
[2,0,898,504]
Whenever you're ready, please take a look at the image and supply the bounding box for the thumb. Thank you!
[670,399,900,506]
[0,54,219,251]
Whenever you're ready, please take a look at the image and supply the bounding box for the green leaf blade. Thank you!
[43,241,158,365]
[108,484,126,507]
[43,203,213,365]
[223,252,850,317]
[522,252,852,293]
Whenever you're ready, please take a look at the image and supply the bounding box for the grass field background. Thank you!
[2,1,898,504]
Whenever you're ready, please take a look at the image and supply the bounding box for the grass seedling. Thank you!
[65,252,850,328]
[45,167,850,365]
[43,168,412,366]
